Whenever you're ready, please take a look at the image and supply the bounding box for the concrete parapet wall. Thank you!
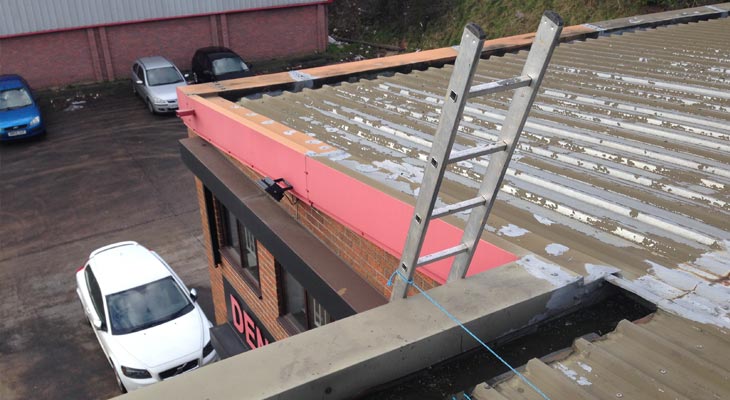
[120,262,586,400]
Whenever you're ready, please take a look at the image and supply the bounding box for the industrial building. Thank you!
[127,3,729,399]
[0,0,330,88]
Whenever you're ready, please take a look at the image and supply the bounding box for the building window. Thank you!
[219,203,260,293]
[278,262,332,333]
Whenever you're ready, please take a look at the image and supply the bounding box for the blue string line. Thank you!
[388,269,551,400]
[462,393,472,400]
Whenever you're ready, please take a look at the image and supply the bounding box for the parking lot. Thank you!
[0,85,213,399]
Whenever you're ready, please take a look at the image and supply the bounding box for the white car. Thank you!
[75,241,217,392]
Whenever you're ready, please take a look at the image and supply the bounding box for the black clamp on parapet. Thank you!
[258,177,293,202]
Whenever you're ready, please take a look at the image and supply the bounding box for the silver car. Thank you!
[131,56,187,114]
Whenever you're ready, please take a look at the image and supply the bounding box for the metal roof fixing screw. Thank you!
[616,393,623,398]
[659,369,667,374]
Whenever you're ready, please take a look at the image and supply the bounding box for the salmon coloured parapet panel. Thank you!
[177,93,517,283]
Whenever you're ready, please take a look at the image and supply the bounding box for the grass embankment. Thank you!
[330,0,719,50]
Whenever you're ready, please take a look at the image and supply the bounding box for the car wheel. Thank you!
[146,99,155,115]
[111,362,128,393]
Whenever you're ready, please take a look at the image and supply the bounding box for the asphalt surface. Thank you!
[0,87,213,399]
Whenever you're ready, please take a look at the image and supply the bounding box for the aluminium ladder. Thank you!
[390,12,563,300]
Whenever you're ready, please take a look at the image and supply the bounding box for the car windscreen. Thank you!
[0,88,33,111]
[146,67,184,86]
[211,55,249,75]
[106,276,194,335]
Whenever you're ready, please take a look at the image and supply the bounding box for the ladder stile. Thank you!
[389,12,563,301]
[389,23,487,300]
[447,12,564,282]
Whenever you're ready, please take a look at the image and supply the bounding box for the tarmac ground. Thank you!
[0,84,212,399]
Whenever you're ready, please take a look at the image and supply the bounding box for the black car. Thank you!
[191,47,252,83]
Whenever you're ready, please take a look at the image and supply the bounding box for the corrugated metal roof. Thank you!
[1,0,326,37]
[239,18,730,327]
[473,311,730,399]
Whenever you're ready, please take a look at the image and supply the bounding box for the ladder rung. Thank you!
[448,142,507,164]
[416,244,469,267]
[432,196,486,219]
[468,75,532,98]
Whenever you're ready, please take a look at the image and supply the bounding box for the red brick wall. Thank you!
[104,16,213,80]
[195,176,290,341]
[226,5,327,60]
[0,30,95,88]
[0,5,327,89]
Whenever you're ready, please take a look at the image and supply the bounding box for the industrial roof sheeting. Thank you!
[473,311,730,399]
[0,0,326,37]
[240,18,730,326]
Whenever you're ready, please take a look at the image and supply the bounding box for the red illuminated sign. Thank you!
[224,278,274,350]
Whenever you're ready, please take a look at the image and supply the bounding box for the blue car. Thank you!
[0,74,45,141]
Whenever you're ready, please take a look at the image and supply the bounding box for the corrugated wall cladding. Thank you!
[0,0,326,36]
[240,18,730,326]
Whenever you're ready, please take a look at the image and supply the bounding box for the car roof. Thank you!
[88,242,172,295]
[0,74,26,90]
[137,56,176,70]
[196,46,236,56]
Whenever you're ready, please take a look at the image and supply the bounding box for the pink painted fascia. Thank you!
[305,158,517,283]
[0,1,333,40]
[178,94,310,195]
[179,94,518,284]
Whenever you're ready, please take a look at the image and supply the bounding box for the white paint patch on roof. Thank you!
[533,214,555,226]
[576,376,592,386]
[556,362,592,386]
[577,362,592,373]
[685,240,730,277]
[647,261,703,291]
[517,255,580,287]
[545,243,569,256]
[584,264,621,284]
[555,363,578,380]
[289,70,316,82]
[498,224,529,238]
[372,160,424,183]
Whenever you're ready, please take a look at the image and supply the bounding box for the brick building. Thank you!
[0,0,330,89]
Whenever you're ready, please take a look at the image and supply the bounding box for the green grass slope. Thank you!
[329,0,719,50]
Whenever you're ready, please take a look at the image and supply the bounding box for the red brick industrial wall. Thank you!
[195,178,290,341]
[0,5,328,89]
[104,16,213,80]
[0,29,96,89]
[226,5,328,60]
